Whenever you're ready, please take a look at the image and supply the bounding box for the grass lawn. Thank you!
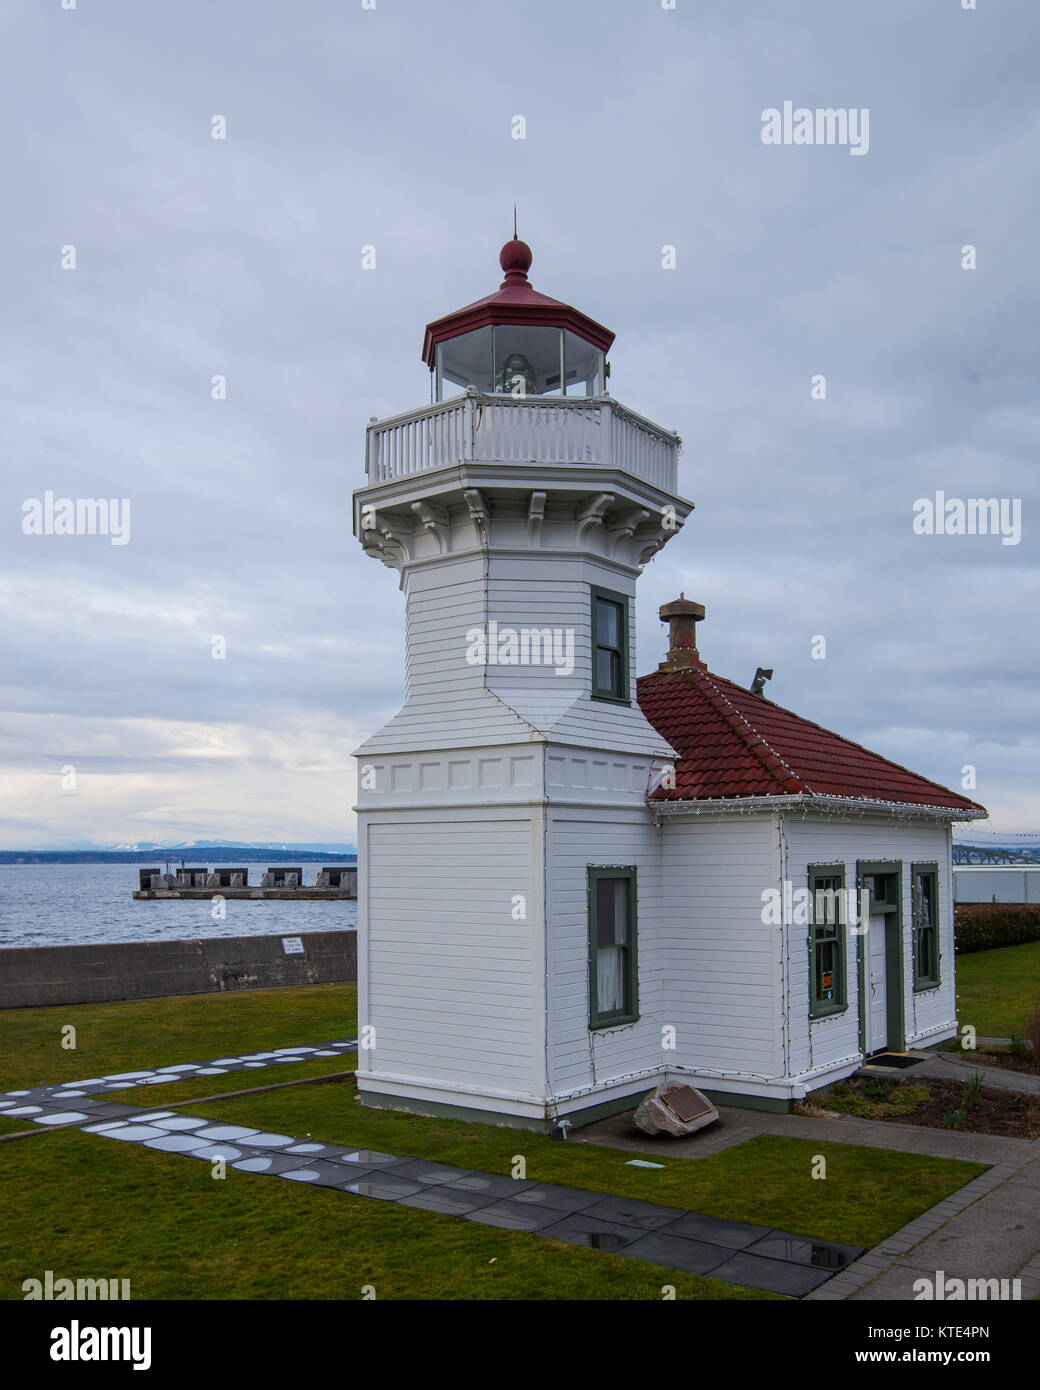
[151,1081,984,1251]
[0,1100,983,1300]
[0,986,987,1298]
[956,940,1040,1038]
[0,1129,773,1301]
[0,982,356,1092]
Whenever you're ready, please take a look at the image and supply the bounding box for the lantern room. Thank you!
[421,236,615,402]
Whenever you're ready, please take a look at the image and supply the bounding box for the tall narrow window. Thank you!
[591,587,628,702]
[588,868,638,1028]
[809,864,847,1018]
[912,863,940,990]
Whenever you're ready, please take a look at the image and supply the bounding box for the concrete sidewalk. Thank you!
[582,1103,1035,1166]
[810,1153,1040,1301]
[584,1100,1040,1301]
[907,1047,1040,1096]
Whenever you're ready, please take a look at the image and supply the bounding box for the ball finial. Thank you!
[499,237,533,278]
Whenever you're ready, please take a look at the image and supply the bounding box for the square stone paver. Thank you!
[281,1142,354,1160]
[243,1132,296,1148]
[444,1172,536,1200]
[193,1124,259,1142]
[390,1159,475,1186]
[233,1152,330,1175]
[466,1199,574,1232]
[95,1124,169,1142]
[746,1232,863,1270]
[145,1134,214,1153]
[582,1193,690,1231]
[186,1142,263,1163]
[399,1187,500,1217]
[333,1148,406,1169]
[281,1160,375,1188]
[665,1212,774,1249]
[538,1212,644,1252]
[709,1252,836,1296]
[507,1184,606,1214]
[619,1232,731,1275]
[338,1174,426,1202]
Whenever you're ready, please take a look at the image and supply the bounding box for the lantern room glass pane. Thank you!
[492,325,563,396]
[436,328,493,399]
[563,331,603,396]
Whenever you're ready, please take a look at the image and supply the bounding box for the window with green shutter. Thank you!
[588,867,638,1029]
[590,587,629,703]
[809,864,847,1018]
[912,862,940,990]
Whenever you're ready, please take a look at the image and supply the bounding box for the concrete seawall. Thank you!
[0,930,357,1010]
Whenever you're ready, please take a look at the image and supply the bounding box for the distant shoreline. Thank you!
[0,850,358,866]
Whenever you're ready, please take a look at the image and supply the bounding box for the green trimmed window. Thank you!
[809,864,847,1018]
[591,587,628,703]
[588,867,638,1028]
[912,862,940,990]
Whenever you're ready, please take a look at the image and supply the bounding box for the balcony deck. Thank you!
[364,391,680,494]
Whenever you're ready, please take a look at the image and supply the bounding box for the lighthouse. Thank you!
[352,235,692,1129]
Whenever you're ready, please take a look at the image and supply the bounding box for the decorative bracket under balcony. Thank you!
[410,500,450,554]
[576,493,616,544]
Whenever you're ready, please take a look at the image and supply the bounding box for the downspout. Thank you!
[540,741,560,1128]
[777,810,792,1082]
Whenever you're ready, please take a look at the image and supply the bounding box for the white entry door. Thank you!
[866,912,888,1052]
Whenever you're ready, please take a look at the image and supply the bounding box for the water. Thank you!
[0,864,357,949]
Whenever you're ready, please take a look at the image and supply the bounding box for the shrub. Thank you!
[955,903,1040,955]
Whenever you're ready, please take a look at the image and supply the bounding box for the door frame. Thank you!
[856,861,905,1054]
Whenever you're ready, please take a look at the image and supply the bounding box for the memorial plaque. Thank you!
[660,1085,712,1123]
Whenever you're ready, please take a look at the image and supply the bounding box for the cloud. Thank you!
[0,0,1036,844]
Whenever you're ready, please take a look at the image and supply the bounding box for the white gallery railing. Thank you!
[365,392,680,492]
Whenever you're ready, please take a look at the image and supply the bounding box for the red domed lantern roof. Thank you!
[421,237,615,368]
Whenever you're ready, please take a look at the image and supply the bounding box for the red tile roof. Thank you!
[637,661,985,814]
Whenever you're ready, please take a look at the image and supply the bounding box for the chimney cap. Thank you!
[659,596,706,671]
[659,597,705,622]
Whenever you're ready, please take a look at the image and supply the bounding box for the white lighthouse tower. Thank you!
[352,235,692,1130]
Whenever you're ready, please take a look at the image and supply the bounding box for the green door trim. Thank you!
[856,860,905,1054]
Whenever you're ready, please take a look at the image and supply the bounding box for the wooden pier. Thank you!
[133,865,357,901]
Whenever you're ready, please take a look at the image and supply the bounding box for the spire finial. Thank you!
[499,226,533,282]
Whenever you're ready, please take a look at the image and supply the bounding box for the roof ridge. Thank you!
[679,663,808,795]
[706,668,984,811]
[636,663,984,813]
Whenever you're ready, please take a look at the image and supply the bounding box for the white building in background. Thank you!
[954,867,1040,903]
[352,237,986,1129]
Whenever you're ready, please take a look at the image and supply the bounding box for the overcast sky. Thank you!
[1,0,1036,849]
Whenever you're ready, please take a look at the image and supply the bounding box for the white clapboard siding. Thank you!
[358,557,539,755]
[660,814,785,1082]
[780,815,956,1077]
[485,559,668,754]
[361,811,542,1096]
[360,549,674,757]
[545,808,666,1098]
